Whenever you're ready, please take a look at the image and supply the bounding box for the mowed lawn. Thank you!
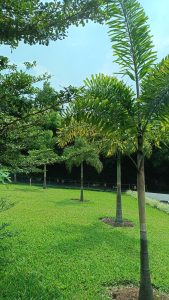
[0,184,169,300]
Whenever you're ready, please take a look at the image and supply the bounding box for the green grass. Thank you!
[0,184,169,300]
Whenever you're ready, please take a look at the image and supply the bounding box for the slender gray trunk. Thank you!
[137,134,153,300]
[14,173,17,183]
[80,162,84,202]
[43,164,47,189]
[115,150,122,223]
[29,178,32,186]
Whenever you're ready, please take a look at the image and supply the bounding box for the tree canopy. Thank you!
[0,0,107,47]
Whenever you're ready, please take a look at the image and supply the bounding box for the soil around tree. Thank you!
[70,198,90,202]
[107,286,169,300]
[100,217,134,227]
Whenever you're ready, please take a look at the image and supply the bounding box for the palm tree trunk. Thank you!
[14,173,17,183]
[137,134,153,300]
[115,150,122,224]
[80,162,84,202]
[43,164,47,189]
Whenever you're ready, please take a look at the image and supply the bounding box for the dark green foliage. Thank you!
[0,0,107,47]
[35,82,58,109]
[0,59,62,176]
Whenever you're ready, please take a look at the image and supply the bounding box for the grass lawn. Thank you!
[0,184,169,300]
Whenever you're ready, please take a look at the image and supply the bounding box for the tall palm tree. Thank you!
[107,1,169,298]
[68,1,169,296]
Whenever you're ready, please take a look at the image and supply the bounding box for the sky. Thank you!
[1,0,169,90]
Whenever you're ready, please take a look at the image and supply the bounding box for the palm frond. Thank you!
[63,137,102,173]
[57,118,99,148]
[83,74,134,131]
[141,55,169,130]
[107,0,156,85]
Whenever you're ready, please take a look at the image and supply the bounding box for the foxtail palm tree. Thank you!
[107,0,169,298]
[82,74,135,224]
[63,137,103,201]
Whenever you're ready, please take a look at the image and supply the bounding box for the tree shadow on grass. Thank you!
[6,187,43,193]
[1,223,139,300]
[48,221,139,261]
[2,184,45,193]
[50,198,95,207]
[47,222,140,295]
[0,270,62,300]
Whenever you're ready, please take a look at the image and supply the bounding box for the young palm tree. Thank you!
[79,74,135,224]
[63,137,103,202]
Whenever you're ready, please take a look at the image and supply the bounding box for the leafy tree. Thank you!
[27,148,60,189]
[0,58,73,190]
[27,91,63,189]
[0,58,62,172]
[62,138,103,201]
[0,58,51,137]
[0,0,107,47]
[1,125,61,187]
[3,117,61,188]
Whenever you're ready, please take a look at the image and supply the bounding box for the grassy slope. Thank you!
[0,184,169,300]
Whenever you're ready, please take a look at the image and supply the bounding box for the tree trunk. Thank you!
[115,150,122,224]
[137,134,153,300]
[80,162,84,202]
[43,164,47,189]
[14,173,17,183]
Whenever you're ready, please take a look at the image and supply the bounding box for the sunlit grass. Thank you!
[0,184,169,299]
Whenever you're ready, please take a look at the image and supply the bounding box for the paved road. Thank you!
[145,192,169,203]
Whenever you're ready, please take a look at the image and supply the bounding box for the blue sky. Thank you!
[1,0,169,90]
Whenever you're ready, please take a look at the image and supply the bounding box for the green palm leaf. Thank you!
[107,0,157,86]
[63,138,103,173]
[141,55,169,128]
[83,74,134,131]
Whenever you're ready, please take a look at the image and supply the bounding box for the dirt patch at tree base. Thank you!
[100,217,134,227]
[70,198,90,202]
[108,286,169,300]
